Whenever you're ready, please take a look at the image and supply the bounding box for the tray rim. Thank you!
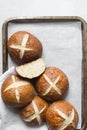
[2,16,87,130]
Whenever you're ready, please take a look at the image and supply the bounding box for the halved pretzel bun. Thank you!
[36,67,69,102]
[15,58,45,79]
[8,31,42,64]
[46,100,78,130]
[1,74,35,107]
[20,96,48,126]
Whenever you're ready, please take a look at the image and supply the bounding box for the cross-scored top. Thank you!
[4,75,30,103]
[54,108,75,130]
[43,74,62,96]
[10,34,33,59]
[24,100,46,125]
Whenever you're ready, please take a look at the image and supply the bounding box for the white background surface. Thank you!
[0,0,87,129]
[0,0,87,74]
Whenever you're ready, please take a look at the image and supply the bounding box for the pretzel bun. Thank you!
[8,31,42,64]
[1,74,35,107]
[20,96,48,126]
[36,67,69,102]
[46,100,78,130]
[15,58,45,79]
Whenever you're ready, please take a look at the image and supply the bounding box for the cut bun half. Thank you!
[15,58,45,79]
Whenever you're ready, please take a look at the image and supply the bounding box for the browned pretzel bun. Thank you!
[1,74,35,107]
[20,96,48,126]
[36,66,69,102]
[8,31,42,64]
[46,100,78,130]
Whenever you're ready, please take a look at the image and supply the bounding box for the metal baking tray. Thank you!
[2,16,87,130]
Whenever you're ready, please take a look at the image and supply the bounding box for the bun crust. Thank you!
[1,74,35,107]
[36,67,69,102]
[20,96,48,126]
[46,100,78,130]
[8,31,42,64]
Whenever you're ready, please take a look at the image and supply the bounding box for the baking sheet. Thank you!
[1,21,82,129]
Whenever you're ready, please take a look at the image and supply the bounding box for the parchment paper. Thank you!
[0,21,82,130]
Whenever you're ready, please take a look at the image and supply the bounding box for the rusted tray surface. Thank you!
[2,16,87,130]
